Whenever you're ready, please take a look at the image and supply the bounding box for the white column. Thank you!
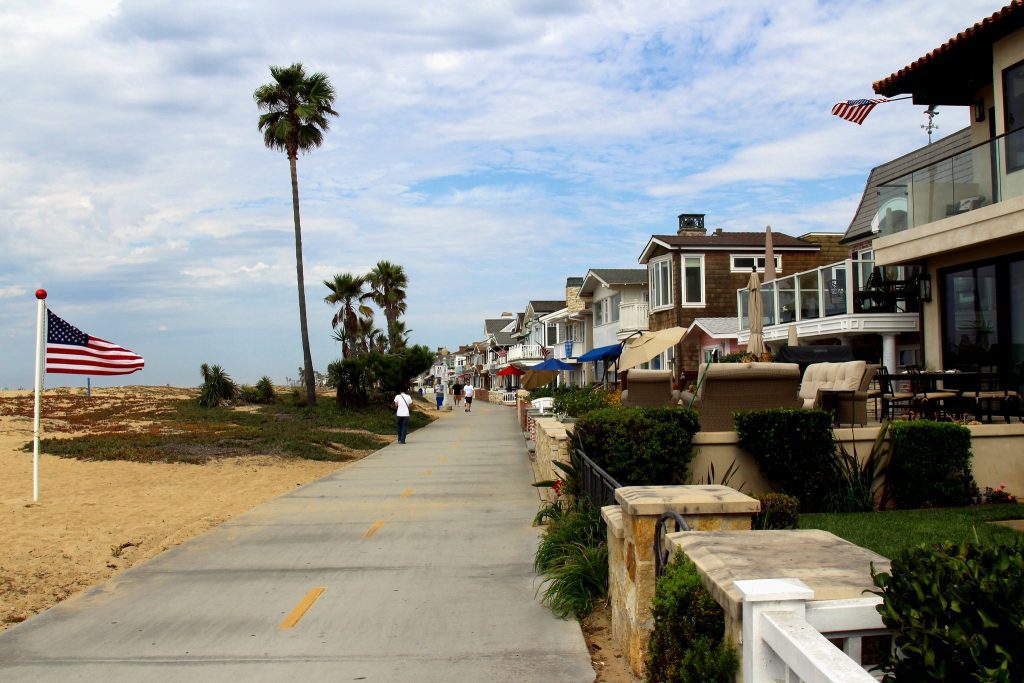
[881,334,897,373]
[735,578,814,682]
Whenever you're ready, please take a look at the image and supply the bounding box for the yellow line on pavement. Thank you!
[438,455,447,463]
[278,587,325,630]
[362,520,387,539]
[401,488,414,498]
[421,469,432,477]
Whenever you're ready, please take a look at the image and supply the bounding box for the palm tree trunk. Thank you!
[289,153,317,407]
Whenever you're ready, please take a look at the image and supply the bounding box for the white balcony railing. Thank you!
[553,340,580,360]
[506,343,543,362]
[619,302,650,332]
[736,579,885,682]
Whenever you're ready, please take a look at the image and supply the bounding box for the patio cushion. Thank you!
[800,360,867,409]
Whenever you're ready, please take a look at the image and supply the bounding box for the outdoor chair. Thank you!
[875,366,914,420]
[907,368,958,420]
[620,369,678,408]
[678,362,802,431]
[957,370,1021,423]
[530,397,555,414]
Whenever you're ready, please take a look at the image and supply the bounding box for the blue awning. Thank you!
[577,343,622,362]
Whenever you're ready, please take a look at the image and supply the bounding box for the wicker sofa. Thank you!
[620,369,680,408]
[799,361,877,426]
[678,362,802,431]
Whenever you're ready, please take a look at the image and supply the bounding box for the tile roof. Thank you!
[842,127,972,244]
[874,1,1024,99]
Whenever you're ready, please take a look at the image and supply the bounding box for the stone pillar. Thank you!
[608,485,761,676]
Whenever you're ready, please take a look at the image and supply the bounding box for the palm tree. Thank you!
[389,320,412,349]
[254,62,339,407]
[353,315,378,355]
[324,273,372,358]
[367,260,409,351]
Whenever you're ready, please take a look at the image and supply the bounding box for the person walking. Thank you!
[463,383,475,412]
[434,383,444,410]
[452,381,463,407]
[394,385,413,444]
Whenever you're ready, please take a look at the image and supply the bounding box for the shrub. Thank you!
[734,408,837,512]
[534,500,608,619]
[887,421,978,509]
[751,492,799,529]
[198,363,237,407]
[552,385,612,418]
[254,376,276,403]
[872,540,1024,681]
[328,346,434,407]
[328,355,372,407]
[573,407,700,485]
[647,552,739,682]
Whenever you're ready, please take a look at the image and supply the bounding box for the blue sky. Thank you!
[0,0,1002,387]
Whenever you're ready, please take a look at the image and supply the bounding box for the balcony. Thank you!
[618,302,650,333]
[506,343,544,363]
[553,339,580,360]
[736,259,920,343]
[877,127,1024,237]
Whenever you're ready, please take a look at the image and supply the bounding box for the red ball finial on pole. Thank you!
[35,289,47,300]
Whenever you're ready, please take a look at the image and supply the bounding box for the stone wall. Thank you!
[532,418,574,501]
[602,485,759,677]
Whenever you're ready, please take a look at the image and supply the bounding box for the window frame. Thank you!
[730,254,782,273]
[681,254,705,307]
[649,257,673,311]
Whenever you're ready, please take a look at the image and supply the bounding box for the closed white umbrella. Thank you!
[617,326,687,372]
[747,271,766,357]
[763,224,776,283]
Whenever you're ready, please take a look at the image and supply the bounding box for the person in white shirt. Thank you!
[463,383,475,412]
[393,386,413,443]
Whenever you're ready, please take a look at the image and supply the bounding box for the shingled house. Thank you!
[638,213,844,374]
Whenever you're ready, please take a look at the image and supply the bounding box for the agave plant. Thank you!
[198,363,237,407]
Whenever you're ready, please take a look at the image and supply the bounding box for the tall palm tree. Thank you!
[353,315,378,355]
[367,260,409,351]
[254,62,338,407]
[389,320,412,349]
[323,273,372,358]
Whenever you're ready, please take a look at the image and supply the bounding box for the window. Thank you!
[730,254,782,273]
[1004,60,1024,172]
[610,294,621,323]
[594,300,604,326]
[546,324,558,346]
[683,256,704,305]
[650,258,673,309]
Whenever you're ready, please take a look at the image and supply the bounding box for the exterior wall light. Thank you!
[917,271,932,302]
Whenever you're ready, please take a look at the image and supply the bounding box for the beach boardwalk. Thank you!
[0,400,593,682]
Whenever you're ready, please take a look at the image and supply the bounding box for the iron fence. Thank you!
[576,449,621,509]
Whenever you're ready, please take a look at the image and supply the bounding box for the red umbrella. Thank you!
[497,366,525,376]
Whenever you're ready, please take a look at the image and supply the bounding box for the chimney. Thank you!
[714,228,723,236]
[677,213,707,235]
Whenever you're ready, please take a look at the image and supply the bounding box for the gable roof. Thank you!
[874,1,1024,103]
[528,300,566,314]
[579,268,648,296]
[639,231,819,264]
[484,318,515,335]
[842,127,972,244]
[685,317,741,340]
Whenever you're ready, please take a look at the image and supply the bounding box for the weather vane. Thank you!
[922,105,939,144]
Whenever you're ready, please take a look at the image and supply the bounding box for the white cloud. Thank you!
[0,286,27,298]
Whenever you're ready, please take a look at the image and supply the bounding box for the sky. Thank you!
[0,0,1003,388]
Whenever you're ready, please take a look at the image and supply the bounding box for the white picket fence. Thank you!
[736,579,885,682]
[502,391,517,405]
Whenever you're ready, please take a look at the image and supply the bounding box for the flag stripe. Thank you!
[45,310,145,376]
[831,98,889,125]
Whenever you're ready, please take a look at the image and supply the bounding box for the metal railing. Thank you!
[577,449,621,510]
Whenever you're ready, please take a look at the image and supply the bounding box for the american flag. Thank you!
[46,310,145,375]
[831,98,889,125]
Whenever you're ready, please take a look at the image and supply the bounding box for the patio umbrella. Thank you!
[520,369,559,390]
[617,326,687,372]
[763,224,776,283]
[747,271,766,357]
[496,366,525,377]
[531,358,578,371]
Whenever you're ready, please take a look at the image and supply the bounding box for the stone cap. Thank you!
[667,530,890,620]
[601,505,624,539]
[614,485,760,516]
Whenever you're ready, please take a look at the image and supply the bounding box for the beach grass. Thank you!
[27,391,433,464]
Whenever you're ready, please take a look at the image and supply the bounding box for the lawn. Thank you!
[800,505,1024,558]
[29,391,435,464]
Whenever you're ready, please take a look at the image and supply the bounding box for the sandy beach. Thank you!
[0,386,376,630]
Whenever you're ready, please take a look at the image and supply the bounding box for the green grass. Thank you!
[27,392,433,464]
[800,505,1024,558]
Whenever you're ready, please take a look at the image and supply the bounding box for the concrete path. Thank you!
[0,399,594,682]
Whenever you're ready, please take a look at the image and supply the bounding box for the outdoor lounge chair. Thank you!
[620,369,679,408]
[800,360,876,426]
[678,362,802,431]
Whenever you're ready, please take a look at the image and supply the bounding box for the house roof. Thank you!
[639,231,819,264]
[579,268,648,295]
[684,317,741,340]
[492,331,515,346]
[874,1,1024,104]
[841,127,973,245]
[528,300,566,314]
[484,318,514,335]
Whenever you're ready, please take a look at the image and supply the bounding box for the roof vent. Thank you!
[678,213,706,235]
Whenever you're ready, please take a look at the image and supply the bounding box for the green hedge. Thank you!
[647,552,738,682]
[873,540,1024,681]
[751,492,799,529]
[573,407,700,485]
[734,408,836,512]
[887,421,978,509]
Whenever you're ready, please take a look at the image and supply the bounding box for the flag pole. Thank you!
[33,289,47,502]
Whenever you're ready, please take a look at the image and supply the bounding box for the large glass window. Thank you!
[650,259,673,309]
[944,264,999,370]
[1004,60,1024,172]
[683,256,704,305]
